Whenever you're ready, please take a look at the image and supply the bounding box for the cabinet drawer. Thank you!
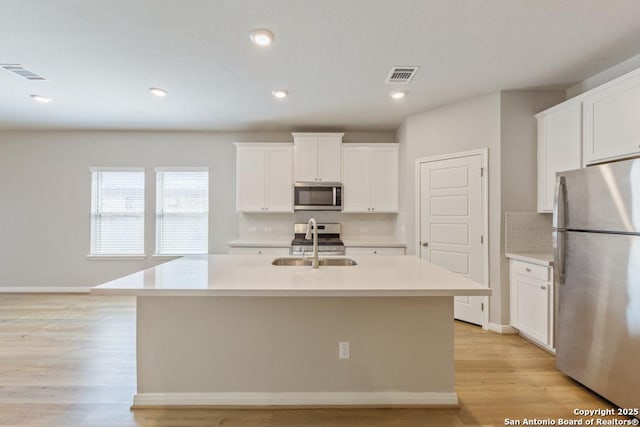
[345,247,405,256]
[228,247,290,256]
[511,260,549,281]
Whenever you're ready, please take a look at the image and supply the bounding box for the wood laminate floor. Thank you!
[0,294,629,427]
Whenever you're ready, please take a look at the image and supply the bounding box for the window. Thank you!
[155,168,209,255]
[90,169,145,255]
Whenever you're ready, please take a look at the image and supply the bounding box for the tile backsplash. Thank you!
[505,212,552,253]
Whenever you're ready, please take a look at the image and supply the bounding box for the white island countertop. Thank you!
[92,255,491,297]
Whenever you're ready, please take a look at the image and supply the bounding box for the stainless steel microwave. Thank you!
[294,182,342,211]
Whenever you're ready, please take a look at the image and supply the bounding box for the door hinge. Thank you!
[480,235,484,244]
[480,167,484,177]
[481,302,484,312]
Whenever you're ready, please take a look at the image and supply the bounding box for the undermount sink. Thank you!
[271,257,358,267]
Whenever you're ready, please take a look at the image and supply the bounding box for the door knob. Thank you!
[422,242,429,247]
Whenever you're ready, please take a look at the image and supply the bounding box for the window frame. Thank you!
[154,167,210,256]
[88,167,146,260]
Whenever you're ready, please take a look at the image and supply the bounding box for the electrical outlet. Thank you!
[338,341,350,359]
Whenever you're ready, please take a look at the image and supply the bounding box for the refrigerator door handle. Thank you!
[553,175,566,231]
[553,230,566,285]
[553,175,567,285]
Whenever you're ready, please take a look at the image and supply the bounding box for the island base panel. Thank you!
[135,296,456,407]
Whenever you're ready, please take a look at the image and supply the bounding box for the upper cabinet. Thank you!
[536,99,582,213]
[235,143,293,213]
[535,67,640,212]
[583,70,640,165]
[342,144,399,213]
[293,133,343,182]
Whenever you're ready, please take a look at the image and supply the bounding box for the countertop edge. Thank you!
[341,240,407,248]
[91,288,491,297]
[227,240,407,248]
[506,252,554,266]
[227,240,291,248]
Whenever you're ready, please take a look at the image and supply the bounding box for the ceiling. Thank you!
[1,0,640,131]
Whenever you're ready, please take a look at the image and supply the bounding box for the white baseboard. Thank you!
[0,287,91,294]
[488,322,518,334]
[132,391,459,408]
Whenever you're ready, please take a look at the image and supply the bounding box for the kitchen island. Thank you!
[93,255,490,408]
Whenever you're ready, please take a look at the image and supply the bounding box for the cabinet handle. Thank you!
[373,251,377,254]
[258,251,262,255]
[540,285,547,290]
[526,268,531,272]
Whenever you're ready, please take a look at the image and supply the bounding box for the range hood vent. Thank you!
[1,64,47,81]
[385,66,419,84]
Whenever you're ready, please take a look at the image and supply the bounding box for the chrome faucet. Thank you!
[304,218,320,268]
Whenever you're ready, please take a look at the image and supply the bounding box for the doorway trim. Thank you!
[415,148,489,329]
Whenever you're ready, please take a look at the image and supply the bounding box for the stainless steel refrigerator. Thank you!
[553,158,640,409]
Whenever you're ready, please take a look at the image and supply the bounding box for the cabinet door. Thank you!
[371,145,399,212]
[537,101,582,212]
[547,279,554,349]
[583,72,640,164]
[294,137,319,182]
[512,274,550,345]
[317,136,342,182]
[237,148,266,212]
[342,146,372,212]
[265,147,293,212]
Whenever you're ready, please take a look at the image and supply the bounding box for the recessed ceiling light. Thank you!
[250,29,274,47]
[149,87,168,97]
[30,94,52,104]
[272,89,288,99]
[390,90,406,100]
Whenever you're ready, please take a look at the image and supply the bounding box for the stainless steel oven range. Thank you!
[290,223,345,256]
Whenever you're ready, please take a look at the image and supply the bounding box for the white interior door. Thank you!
[419,153,485,325]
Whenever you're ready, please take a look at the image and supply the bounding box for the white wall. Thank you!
[0,130,394,289]
[397,90,563,325]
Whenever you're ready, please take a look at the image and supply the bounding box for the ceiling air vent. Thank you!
[385,66,419,84]
[1,64,47,81]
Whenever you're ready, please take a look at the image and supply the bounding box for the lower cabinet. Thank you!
[228,247,290,256]
[509,259,554,351]
[345,247,405,255]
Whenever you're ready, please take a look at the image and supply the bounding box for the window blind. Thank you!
[156,170,209,255]
[90,170,145,255]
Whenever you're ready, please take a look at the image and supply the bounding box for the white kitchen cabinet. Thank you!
[536,99,582,213]
[235,143,293,213]
[342,144,399,213]
[292,133,343,182]
[583,68,640,164]
[509,259,554,351]
[228,247,290,256]
[345,247,405,255]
